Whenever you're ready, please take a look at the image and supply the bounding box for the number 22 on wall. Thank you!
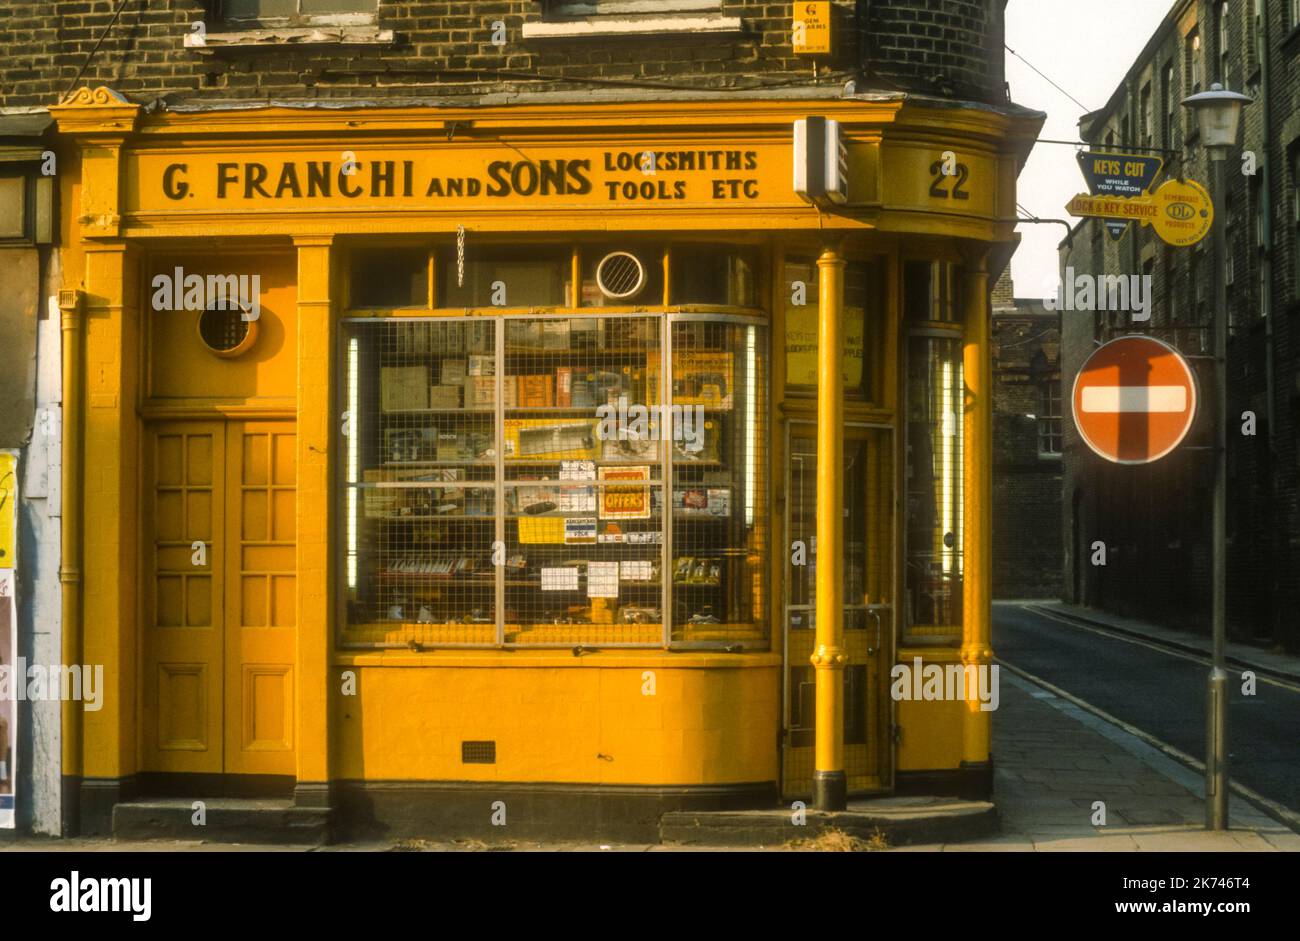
[929,155,970,200]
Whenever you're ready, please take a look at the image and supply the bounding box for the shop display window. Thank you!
[903,259,963,633]
[670,244,758,307]
[437,247,568,309]
[340,312,768,648]
[782,256,885,402]
[350,247,428,309]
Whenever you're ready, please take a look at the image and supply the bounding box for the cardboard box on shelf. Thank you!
[555,367,573,407]
[428,384,462,409]
[506,320,543,350]
[571,375,596,409]
[518,374,556,408]
[647,350,734,408]
[601,318,653,349]
[384,427,439,464]
[542,320,571,350]
[440,360,467,385]
[463,375,517,408]
[437,430,493,462]
[571,316,599,347]
[467,320,493,353]
[381,366,429,411]
[431,321,466,354]
[468,353,496,376]
[362,469,400,518]
[504,418,599,461]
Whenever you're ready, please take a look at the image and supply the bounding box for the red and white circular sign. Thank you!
[1071,335,1198,465]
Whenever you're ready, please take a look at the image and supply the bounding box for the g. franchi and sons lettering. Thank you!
[158,150,763,203]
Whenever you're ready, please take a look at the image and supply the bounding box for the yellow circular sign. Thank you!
[1148,178,1213,247]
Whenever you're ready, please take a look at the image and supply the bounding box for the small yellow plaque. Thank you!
[793,1,832,55]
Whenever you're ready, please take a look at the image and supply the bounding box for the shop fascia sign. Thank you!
[136,143,786,213]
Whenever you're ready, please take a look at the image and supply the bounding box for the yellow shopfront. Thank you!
[49,86,1038,839]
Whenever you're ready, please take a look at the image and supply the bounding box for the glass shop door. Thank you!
[782,423,893,798]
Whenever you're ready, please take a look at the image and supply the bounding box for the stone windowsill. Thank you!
[184,26,394,51]
[521,15,743,40]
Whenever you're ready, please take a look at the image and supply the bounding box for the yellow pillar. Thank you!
[294,235,335,807]
[960,254,993,770]
[812,244,847,810]
[49,86,141,834]
[78,240,142,820]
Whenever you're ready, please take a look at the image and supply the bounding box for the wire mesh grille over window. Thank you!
[596,252,646,300]
[339,314,769,649]
[199,303,250,353]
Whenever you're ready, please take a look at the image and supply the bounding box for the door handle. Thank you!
[867,608,881,656]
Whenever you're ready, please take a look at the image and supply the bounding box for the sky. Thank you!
[1005,0,1174,299]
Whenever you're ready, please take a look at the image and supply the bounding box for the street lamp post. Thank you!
[1181,82,1252,832]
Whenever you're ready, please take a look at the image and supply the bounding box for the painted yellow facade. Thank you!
[47,85,1039,834]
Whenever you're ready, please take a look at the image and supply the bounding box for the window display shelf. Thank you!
[381,408,495,416]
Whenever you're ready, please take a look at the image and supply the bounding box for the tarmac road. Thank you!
[993,602,1300,817]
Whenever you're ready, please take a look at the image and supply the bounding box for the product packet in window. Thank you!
[542,320,571,350]
[440,360,467,384]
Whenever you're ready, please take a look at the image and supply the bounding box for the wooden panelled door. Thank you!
[143,421,297,780]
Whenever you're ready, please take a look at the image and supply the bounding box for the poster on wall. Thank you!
[0,451,17,829]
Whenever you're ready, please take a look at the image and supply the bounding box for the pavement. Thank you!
[899,670,1300,851]
[3,603,1298,853]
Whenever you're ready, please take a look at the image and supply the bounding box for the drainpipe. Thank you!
[57,287,82,835]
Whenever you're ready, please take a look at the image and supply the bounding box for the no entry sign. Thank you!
[1072,335,1198,464]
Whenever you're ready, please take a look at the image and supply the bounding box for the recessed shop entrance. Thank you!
[141,420,297,789]
[782,423,893,798]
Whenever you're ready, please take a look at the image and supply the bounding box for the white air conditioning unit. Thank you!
[793,116,848,206]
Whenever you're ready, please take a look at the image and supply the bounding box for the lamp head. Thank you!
[1181,82,1253,153]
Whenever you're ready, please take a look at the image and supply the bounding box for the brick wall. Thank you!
[1060,0,1300,650]
[992,271,1063,599]
[0,1,1009,110]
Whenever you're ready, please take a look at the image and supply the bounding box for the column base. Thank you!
[812,771,847,811]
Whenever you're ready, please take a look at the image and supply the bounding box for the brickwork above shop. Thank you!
[0,1,1008,110]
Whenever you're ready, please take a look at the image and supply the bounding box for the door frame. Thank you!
[780,418,896,798]
[137,416,299,797]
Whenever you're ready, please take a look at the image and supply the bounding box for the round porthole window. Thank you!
[595,251,646,300]
[196,302,258,358]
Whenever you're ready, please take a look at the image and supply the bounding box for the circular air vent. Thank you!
[596,251,646,300]
[197,302,258,358]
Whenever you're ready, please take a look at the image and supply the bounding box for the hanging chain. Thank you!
[456,225,466,288]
